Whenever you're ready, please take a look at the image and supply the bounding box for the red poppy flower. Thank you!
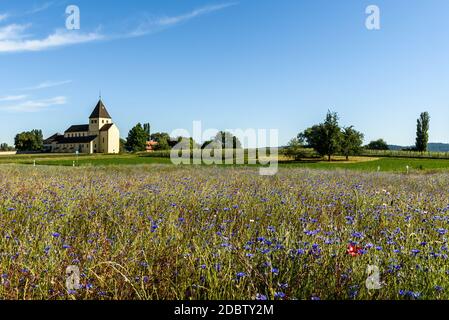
[347,243,362,257]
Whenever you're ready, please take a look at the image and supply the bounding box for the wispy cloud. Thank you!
[0,95,27,102]
[26,2,54,15]
[0,27,103,53]
[0,2,236,53]
[21,80,72,91]
[0,96,67,112]
[0,13,9,22]
[0,24,31,41]
[130,2,237,37]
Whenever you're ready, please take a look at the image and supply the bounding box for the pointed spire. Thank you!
[89,98,112,119]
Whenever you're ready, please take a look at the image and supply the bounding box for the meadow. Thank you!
[3,152,449,173]
[0,163,448,300]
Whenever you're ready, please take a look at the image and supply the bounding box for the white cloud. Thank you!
[0,95,27,102]
[26,2,53,15]
[0,28,103,53]
[21,80,72,91]
[0,2,236,53]
[130,2,237,37]
[0,13,9,22]
[0,96,67,112]
[0,24,31,41]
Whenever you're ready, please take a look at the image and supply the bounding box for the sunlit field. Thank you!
[0,164,448,300]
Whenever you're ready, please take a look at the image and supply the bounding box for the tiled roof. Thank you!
[65,125,89,133]
[43,133,63,144]
[100,123,114,131]
[89,99,112,119]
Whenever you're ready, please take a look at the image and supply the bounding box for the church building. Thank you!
[44,99,120,154]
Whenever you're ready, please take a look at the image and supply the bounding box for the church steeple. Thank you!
[89,99,113,134]
[89,99,112,119]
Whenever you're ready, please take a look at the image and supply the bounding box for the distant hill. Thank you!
[388,143,449,152]
[428,143,449,152]
[388,145,405,151]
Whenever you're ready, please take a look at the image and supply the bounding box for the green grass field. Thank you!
[280,157,449,172]
[2,153,449,173]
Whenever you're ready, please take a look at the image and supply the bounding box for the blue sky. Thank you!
[1,0,449,147]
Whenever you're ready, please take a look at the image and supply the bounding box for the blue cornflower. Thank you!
[345,216,354,224]
[256,293,267,300]
[279,283,288,289]
[52,232,60,238]
[399,290,421,299]
[271,268,279,275]
[352,232,363,239]
[274,292,286,299]
[236,272,246,280]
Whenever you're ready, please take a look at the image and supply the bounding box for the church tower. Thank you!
[89,99,112,134]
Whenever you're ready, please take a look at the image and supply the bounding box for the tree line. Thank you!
[6,111,431,156]
[4,130,44,152]
[124,123,242,153]
[287,110,430,161]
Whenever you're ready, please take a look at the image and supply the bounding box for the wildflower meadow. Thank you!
[0,164,448,300]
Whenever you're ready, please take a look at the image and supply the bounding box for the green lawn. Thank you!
[2,153,449,173]
[0,153,171,166]
[280,157,449,172]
